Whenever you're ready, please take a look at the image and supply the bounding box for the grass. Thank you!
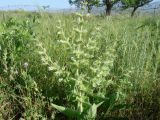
[0,10,160,120]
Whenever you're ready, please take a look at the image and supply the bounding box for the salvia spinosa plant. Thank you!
[36,13,123,119]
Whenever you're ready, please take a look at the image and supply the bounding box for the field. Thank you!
[0,11,160,120]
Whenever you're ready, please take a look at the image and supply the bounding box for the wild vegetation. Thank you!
[0,11,160,120]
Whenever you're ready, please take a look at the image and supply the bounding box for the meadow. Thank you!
[0,11,160,120]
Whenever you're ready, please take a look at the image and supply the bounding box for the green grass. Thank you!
[0,11,160,120]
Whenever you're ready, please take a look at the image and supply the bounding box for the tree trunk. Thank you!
[131,7,138,17]
[106,5,112,15]
[87,5,92,13]
[105,0,112,16]
[86,0,92,13]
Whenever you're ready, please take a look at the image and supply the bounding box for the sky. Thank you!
[0,0,159,10]
[0,0,72,9]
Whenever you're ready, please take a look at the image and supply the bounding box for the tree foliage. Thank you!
[69,0,100,13]
[69,0,120,15]
[121,0,153,16]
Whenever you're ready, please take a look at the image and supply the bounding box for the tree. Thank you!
[121,0,153,17]
[102,0,120,16]
[69,0,100,13]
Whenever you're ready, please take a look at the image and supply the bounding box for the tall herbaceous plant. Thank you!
[36,13,122,119]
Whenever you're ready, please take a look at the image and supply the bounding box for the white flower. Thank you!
[14,70,18,75]
[23,62,29,69]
